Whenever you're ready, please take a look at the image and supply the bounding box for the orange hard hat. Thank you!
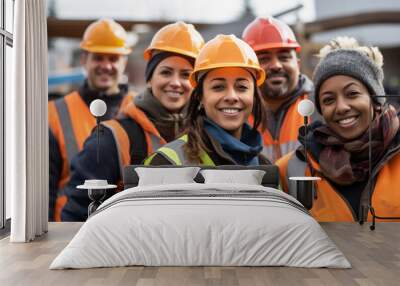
[80,18,132,55]
[242,17,301,52]
[143,21,204,61]
[189,34,266,87]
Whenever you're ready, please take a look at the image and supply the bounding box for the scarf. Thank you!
[311,105,399,185]
[204,118,263,165]
[134,88,187,142]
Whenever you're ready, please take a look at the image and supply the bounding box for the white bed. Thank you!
[50,180,351,269]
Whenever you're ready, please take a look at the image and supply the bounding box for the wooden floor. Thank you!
[1,222,399,286]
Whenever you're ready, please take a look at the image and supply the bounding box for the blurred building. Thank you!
[310,0,400,96]
[47,0,400,99]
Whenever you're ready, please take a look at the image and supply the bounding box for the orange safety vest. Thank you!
[250,93,315,163]
[101,103,166,182]
[276,150,400,222]
[48,91,134,221]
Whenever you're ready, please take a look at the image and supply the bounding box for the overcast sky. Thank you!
[50,0,316,24]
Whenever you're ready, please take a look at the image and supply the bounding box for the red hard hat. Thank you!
[242,17,301,53]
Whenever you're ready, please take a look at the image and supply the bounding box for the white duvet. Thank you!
[50,183,351,269]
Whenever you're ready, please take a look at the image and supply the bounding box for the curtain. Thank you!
[7,0,48,242]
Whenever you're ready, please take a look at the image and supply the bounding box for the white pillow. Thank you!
[200,169,266,185]
[135,167,200,186]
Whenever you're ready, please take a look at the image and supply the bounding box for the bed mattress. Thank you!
[50,183,350,269]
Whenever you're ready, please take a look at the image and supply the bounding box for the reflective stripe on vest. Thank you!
[50,92,96,222]
[101,106,166,176]
[146,132,165,154]
[261,140,301,163]
[121,101,166,155]
[101,120,165,177]
[258,93,318,163]
[143,152,158,166]
[118,92,136,115]
[124,103,166,154]
[50,91,134,221]
[149,135,215,166]
[50,92,135,184]
[123,103,162,137]
[280,151,400,222]
[49,92,96,189]
[54,98,79,168]
[101,120,131,179]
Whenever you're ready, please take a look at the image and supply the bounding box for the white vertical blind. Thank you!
[8,0,48,242]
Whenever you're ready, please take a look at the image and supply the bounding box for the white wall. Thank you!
[5,45,13,219]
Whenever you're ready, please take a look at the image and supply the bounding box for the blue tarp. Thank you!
[48,71,85,86]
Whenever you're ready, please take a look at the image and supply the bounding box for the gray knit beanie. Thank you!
[313,38,385,113]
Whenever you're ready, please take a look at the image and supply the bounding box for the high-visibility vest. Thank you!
[48,91,134,220]
[101,103,166,180]
[276,150,400,222]
[251,93,317,163]
[144,135,215,166]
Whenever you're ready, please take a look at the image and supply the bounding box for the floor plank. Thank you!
[1,222,400,286]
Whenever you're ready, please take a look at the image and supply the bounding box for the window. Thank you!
[1,0,14,232]
[5,0,13,33]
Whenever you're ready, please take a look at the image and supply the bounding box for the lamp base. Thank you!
[289,177,320,210]
[87,189,107,216]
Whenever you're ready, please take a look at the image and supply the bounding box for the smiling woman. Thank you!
[202,67,255,139]
[145,34,270,166]
[148,56,193,113]
[318,75,374,140]
[276,36,400,223]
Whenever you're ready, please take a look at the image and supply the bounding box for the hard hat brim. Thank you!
[190,64,266,88]
[81,45,132,55]
[252,43,301,53]
[143,47,197,61]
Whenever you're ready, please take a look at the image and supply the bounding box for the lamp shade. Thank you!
[90,99,107,117]
[297,99,315,117]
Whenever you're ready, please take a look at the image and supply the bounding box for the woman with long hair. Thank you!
[145,34,269,166]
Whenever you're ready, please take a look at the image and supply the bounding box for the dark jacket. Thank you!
[60,90,185,221]
[49,81,131,220]
[60,118,148,222]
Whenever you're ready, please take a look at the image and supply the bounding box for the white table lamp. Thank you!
[89,99,107,164]
[289,99,320,210]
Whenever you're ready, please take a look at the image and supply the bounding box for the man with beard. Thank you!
[48,18,134,221]
[243,17,314,163]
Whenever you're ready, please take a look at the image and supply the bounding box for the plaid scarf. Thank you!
[314,105,399,185]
